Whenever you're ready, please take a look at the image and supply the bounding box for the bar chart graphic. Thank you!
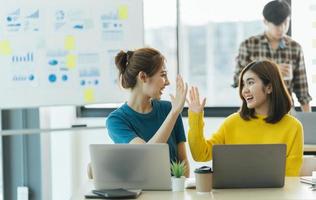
[11,52,34,63]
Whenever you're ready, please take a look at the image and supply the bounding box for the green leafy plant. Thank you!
[170,160,186,178]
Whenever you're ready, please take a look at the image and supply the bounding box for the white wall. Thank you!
[40,107,77,200]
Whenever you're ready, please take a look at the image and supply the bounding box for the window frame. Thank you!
[77,0,316,118]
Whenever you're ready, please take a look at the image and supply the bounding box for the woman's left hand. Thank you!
[186,86,206,113]
[170,75,188,114]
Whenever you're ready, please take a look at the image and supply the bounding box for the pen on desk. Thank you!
[71,124,87,128]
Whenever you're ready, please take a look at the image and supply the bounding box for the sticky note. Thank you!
[65,35,75,50]
[66,54,76,69]
[84,88,95,103]
[118,5,128,20]
[0,40,12,55]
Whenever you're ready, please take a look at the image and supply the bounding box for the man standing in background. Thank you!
[233,0,312,112]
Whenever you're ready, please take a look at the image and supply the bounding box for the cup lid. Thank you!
[194,166,213,174]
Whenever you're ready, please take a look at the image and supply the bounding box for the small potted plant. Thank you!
[170,160,186,192]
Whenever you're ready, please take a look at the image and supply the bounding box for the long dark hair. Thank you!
[115,47,165,89]
[238,60,292,123]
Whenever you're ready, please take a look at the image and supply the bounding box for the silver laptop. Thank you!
[89,144,171,191]
[293,112,316,144]
[212,144,286,189]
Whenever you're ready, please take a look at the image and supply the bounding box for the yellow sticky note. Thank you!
[0,40,12,55]
[66,54,76,69]
[84,88,95,103]
[65,35,75,50]
[118,5,128,20]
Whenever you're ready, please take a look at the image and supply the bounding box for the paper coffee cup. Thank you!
[279,63,293,81]
[194,166,213,193]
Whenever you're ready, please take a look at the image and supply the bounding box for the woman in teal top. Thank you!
[106,47,190,177]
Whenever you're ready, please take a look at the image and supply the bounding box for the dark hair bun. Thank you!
[115,51,128,74]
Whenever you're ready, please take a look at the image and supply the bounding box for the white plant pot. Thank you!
[171,176,185,192]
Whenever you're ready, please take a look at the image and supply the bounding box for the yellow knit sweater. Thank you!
[188,111,303,176]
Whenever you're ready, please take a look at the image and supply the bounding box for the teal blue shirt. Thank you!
[106,100,186,162]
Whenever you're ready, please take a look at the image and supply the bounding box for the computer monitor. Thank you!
[293,112,316,144]
[90,144,171,191]
[212,144,286,189]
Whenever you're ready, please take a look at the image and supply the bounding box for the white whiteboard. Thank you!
[0,0,144,109]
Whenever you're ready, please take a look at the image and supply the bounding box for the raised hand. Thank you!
[170,75,188,114]
[186,86,206,113]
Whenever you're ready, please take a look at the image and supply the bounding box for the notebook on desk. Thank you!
[85,189,141,199]
[300,176,314,185]
[212,144,286,189]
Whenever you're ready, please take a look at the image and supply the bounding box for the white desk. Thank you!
[71,178,316,200]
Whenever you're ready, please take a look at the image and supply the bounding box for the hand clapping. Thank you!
[170,75,188,114]
[186,86,206,113]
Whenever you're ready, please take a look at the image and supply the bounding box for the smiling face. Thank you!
[241,70,272,115]
[143,65,170,100]
[239,60,292,123]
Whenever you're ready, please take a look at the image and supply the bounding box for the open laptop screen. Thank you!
[90,144,171,191]
[212,144,286,189]
[294,112,316,144]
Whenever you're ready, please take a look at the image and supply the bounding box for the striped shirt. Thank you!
[233,33,312,105]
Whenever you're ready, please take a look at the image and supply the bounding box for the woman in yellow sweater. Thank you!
[187,60,303,176]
